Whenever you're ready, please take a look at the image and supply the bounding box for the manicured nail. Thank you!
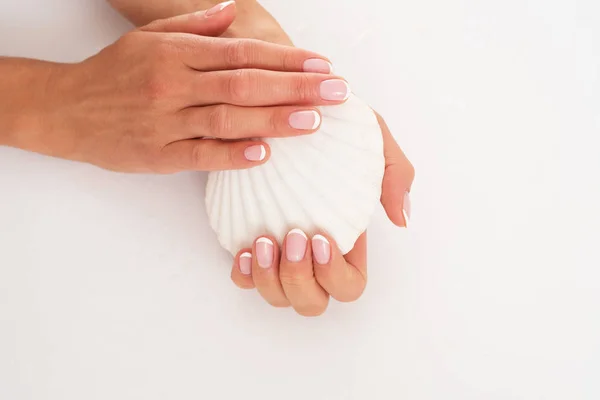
[320,79,350,101]
[312,235,331,265]
[285,229,308,262]
[205,1,235,17]
[256,238,274,268]
[238,252,252,275]
[303,58,333,74]
[403,191,411,227]
[244,144,266,161]
[289,110,321,130]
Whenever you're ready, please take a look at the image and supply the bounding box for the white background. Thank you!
[1,0,599,399]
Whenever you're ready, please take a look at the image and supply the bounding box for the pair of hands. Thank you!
[206,2,415,316]
[25,1,415,316]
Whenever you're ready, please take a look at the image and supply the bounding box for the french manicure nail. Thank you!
[256,238,274,268]
[320,79,351,101]
[312,235,331,265]
[289,110,321,130]
[303,58,333,74]
[205,1,235,17]
[403,191,411,227]
[239,252,252,275]
[286,229,308,262]
[244,144,266,161]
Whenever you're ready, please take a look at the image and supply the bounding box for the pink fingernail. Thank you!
[312,235,331,265]
[320,79,351,101]
[289,110,321,130]
[403,191,411,227]
[256,238,274,269]
[239,252,252,275]
[205,1,235,17]
[303,58,333,74]
[285,229,308,262]
[244,144,266,161]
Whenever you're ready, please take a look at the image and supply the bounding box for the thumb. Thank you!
[376,112,416,228]
[140,1,236,36]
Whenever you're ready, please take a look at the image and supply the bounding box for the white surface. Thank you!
[1,0,599,399]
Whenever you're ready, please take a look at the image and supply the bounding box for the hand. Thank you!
[17,4,348,173]
[230,115,415,317]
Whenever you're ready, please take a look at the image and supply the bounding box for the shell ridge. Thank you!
[271,138,364,234]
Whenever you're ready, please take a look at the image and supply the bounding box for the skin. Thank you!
[108,0,416,316]
[0,5,343,172]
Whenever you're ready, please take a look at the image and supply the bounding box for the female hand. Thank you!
[230,115,415,317]
[14,3,347,173]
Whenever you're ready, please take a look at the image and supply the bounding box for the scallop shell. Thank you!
[205,93,384,256]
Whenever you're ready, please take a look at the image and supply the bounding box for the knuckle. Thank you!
[279,271,310,289]
[225,40,255,67]
[226,69,253,103]
[151,38,176,64]
[207,105,232,137]
[268,110,283,132]
[191,143,207,166]
[292,75,313,102]
[281,48,298,70]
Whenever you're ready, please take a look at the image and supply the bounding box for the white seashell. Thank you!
[205,93,385,256]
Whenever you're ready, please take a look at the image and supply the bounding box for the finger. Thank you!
[190,70,350,107]
[312,232,367,303]
[279,229,330,317]
[231,249,255,290]
[251,236,290,308]
[176,105,321,140]
[376,112,416,228]
[180,37,333,73]
[159,139,269,172]
[140,1,236,36]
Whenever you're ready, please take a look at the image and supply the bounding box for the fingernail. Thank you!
[244,144,266,161]
[403,191,412,227]
[320,79,351,101]
[239,252,252,275]
[285,229,308,262]
[256,238,274,269]
[312,235,331,265]
[205,1,235,17]
[303,58,333,74]
[289,110,321,130]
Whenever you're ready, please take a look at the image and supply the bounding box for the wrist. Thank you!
[0,59,77,158]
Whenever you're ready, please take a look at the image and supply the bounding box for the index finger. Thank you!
[178,36,333,73]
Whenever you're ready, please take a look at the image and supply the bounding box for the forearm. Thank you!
[108,0,258,26]
[0,57,60,150]
[107,0,292,45]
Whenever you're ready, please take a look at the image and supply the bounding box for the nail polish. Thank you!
[205,1,235,17]
[244,145,266,161]
[256,237,274,268]
[312,235,331,265]
[285,229,308,262]
[320,79,351,101]
[239,252,252,275]
[289,110,321,130]
[303,59,333,74]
